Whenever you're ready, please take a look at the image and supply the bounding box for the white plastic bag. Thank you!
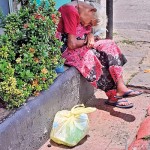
[50,104,96,147]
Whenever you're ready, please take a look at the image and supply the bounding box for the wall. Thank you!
[35,0,71,9]
[0,0,9,16]
[55,0,71,9]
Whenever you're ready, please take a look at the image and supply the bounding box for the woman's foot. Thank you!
[115,90,143,99]
[116,78,143,99]
[105,99,133,109]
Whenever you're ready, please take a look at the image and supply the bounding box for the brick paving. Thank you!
[39,90,150,150]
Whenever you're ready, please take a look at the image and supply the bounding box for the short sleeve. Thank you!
[57,5,79,35]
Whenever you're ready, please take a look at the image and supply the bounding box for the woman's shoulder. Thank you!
[58,5,79,19]
[59,2,78,13]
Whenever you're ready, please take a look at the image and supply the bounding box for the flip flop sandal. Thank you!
[114,90,143,99]
[105,99,133,109]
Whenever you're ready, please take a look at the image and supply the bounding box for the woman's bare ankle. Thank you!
[116,86,130,96]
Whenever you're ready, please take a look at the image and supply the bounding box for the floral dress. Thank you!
[56,24,127,101]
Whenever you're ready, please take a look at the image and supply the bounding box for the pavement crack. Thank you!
[105,140,113,150]
[139,57,145,65]
[136,41,150,44]
[126,72,138,85]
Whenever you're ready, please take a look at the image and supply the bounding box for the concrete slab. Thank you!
[122,57,141,84]
[129,72,150,90]
[113,0,150,30]
[113,29,150,87]
[139,50,150,70]
[123,42,150,89]
[39,90,150,150]
[114,29,150,42]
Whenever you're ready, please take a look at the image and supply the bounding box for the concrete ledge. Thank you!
[0,67,94,150]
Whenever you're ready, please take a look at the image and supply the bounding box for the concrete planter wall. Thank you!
[0,67,94,150]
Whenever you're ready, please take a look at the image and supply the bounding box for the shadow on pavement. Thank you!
[85,97,136,122]
[50,135,90,149]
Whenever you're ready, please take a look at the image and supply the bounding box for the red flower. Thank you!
[34,13,45,21]
[51,14,56,19]
[51,14,58,24]
[29,48,35,53]
[32,79,38,87]
[23,24,28,28]
[33,57,40,63]
[52,18,57,24]
[42,77,46,81]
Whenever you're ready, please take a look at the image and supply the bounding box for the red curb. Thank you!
[128,116,150,149]
[136,116,150,140]
[128,139,149,150]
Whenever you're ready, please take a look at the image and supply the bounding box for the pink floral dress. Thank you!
[56,24,127,101]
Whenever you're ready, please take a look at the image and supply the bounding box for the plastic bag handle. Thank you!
[71,104,96,115]
[71,104,85,110]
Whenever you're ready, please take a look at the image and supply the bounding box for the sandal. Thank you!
[105,99,133,109]
[114,90,143,99]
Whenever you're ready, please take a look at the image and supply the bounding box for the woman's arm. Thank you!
[67,34,87,49]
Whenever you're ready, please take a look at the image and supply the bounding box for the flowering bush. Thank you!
[0,0,64,109]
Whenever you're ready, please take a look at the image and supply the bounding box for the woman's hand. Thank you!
[94,35,101,41]
[67,33,95,50]
[86,33,95,48]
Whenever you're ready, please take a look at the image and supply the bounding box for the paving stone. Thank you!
[129,72,150,89]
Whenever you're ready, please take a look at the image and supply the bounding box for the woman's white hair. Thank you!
[86,1,108,38]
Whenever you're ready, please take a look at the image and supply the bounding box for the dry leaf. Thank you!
[144,69,150,73]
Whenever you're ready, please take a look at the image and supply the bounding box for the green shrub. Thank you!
[0,0,64,109]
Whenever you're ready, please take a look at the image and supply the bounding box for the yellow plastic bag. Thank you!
[50,104,96,147]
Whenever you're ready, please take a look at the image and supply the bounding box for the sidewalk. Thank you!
[39,29,150,150]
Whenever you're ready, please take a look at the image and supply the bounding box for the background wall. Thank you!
[0,0,9,16]
[35,0,71,9]
[55,0,71,9]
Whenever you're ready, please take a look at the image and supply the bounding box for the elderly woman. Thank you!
[56,1,142,108]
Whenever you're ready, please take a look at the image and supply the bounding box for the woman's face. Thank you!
[80,9,97,27]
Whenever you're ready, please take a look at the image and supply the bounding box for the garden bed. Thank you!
[0,67,94,150]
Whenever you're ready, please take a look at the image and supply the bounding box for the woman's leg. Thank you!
[96,65,133,107]
[94,40,142,103]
